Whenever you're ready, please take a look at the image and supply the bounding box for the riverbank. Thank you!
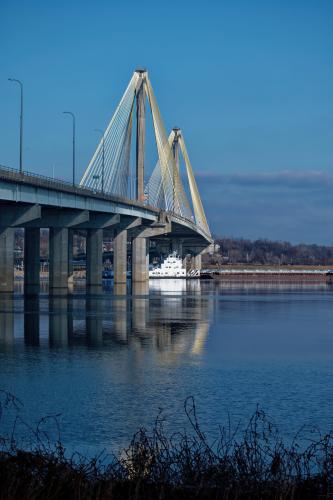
[14,267,333,284]
[0,396,332,499]
[201,265,333,283]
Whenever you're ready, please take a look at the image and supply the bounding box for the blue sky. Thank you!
[1,0,332,243]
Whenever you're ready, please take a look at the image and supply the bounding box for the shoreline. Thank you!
[203,271,333,283]
[13,267,333,284]
[202,265,333,283]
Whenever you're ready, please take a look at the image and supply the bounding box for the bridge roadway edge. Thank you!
[0,167,212,294]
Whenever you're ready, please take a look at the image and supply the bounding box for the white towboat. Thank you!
[149,252,200,279]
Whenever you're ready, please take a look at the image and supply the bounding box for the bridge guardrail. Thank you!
[0,164,211,242]
[0,164,159,214]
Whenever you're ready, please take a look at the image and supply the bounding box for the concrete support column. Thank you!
[191,253,202,271]
[0,228,14,293]
[24,228,40,295]
[86,228,103,289]
[68,230,73,279]
[49,227,69,293]
[171,239,183,257]
[113,229,127,284]
[132,236,149,283]
[136,78,146,202]
[114,283,127,296]
[67,294,74,340]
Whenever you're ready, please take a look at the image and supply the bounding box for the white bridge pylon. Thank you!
[80,70,211,237]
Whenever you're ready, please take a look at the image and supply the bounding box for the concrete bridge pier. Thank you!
[189,246,209,271]
[132,280,149,296]
[113,228,128,284]
[24,228,40,295]
[131,221,171,284]
[86,228,103,291]
[68,230,74,281]
[49,227,69,294]
[182,253,189,268]
[192,253,202,271]
[171,238,183,257]
[66,294,74,341]
[132,236,149,283]
[113,283,127,296]
[0,228,14,293]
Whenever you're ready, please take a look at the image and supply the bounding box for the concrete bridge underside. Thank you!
[0,168,211,294]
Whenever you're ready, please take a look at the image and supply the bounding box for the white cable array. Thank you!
[80,73,139,196]
[80,70,209,237]
[145,133,174,210]
[145,77,192,220]
[178,132,211,236]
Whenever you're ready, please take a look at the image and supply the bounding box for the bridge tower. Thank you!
[170,128,183,259]
[78,69,211,286]
[172,127,180,212]
[135,69,146,203]
[132,69,149,284]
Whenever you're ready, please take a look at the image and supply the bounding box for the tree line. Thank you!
[14,230,333,266]
[209,237,333,266]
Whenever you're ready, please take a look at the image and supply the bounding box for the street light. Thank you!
[8,78,23,174]
[63,111,76,186]
[94,128,105,194]
[92,174,100,194]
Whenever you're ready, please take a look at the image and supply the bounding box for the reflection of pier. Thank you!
[0,294,14,346]
[24,295,40,345]
[49,296,71,347]
[0,286,212,360]
[86,296,103,346]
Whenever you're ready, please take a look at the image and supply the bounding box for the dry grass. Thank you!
[0,392,332,499]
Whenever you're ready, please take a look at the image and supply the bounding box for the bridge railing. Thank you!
[0,163,159,214]
[0,163,81,192]
[0,164,212,242]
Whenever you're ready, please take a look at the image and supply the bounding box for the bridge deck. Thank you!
[0,165,212,243]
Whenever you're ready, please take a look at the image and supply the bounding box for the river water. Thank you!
[0,280,332,456]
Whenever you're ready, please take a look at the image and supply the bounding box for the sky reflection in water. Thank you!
[0,280,333,455]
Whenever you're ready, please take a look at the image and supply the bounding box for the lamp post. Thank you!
[92,174,100,194]
[63,111,76,186]
[94,128,105,194]
[8,78,23,174]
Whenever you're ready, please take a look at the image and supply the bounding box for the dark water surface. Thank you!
[0,280,333,455]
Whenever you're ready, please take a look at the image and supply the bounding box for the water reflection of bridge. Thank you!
[0,284,212,360]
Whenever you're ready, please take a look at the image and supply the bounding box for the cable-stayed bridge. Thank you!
[0,69,212,294]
